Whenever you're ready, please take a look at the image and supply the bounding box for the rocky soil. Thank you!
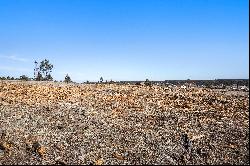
[0,81,249,165]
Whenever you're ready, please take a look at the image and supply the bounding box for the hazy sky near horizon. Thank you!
[0,0,249,82]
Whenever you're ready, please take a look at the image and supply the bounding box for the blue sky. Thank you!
[0,0,249,82]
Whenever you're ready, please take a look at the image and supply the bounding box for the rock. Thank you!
[95,158,104,165]
[0,81,249,165]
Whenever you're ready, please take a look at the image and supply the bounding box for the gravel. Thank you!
[0,81,249,165]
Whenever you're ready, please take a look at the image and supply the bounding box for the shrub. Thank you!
[145,79,152,86]
[19,75,29,81]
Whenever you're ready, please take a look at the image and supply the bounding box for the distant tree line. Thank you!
[1,58,248,86]
[117,79,249,87]
[164,79,249,87]
[0,75,32,81]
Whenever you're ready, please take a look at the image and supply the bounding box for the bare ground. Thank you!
[0,81,249,165]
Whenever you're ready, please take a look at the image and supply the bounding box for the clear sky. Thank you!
[0,0,249,82]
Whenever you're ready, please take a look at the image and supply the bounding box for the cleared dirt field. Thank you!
[0,81,249,165]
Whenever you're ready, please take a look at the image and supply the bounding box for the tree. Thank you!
[100,77,103,83]
[39,59,53,80]
[64,74,72,83]
[34,61,39,80]
[46,73,53,81]
[34,59,53,81]
[36,71,43,81]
